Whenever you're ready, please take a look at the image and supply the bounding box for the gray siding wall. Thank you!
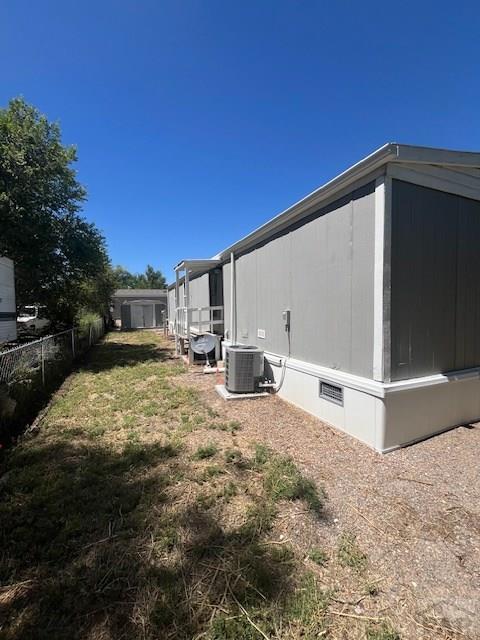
[390,180,480,381]
[223,183,376,378]
[168,288,176,321]
[189,273,210,308]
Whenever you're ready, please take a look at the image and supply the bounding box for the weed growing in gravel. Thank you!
[193,442,218,460]
[219,481,238,502]
[337,532,368,571]
[208,420,241,434]
[200,464,224,482]
[365,621,400,640]
[365,580,380,596]
[238,500,278,542]
[224,448,250,469]
[259,448,325,514]
[253,443,271,467]
[308,547,329,567]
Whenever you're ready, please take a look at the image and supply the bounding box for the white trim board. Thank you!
[255,346,480,399]
[373,177,386,381]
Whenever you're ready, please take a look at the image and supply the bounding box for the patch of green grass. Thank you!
[365,580,380,596]
[262,453,324,514]
[238,500,278,542]
[87,425,106,438]
[224,448,249,468]
[127,429,141,443]
[193,442,219,460]
[122,414,135,428]
[283,571,331,634]
[337,532,368,572]
[253,443,271,467]
[180,411,206,432]
[269,543,296,565]
[196,492,216,510]
[209,614,269,640]
[143,402,160,417]
[200,464,224,482]
[308,547,328,567]
[208,420,241,434]
[218,481,238,502]
[153,521,179,552]
[365,622,401,640]
[206,406,219,419]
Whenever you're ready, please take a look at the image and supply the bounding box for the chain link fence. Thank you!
[0,318,105,444]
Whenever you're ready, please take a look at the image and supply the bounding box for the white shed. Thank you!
[111,289,168,330]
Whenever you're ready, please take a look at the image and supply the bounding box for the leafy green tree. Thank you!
[111,265,137,289]
[142,264,166,289]
[112,264,166,289]
[0,97,113,324]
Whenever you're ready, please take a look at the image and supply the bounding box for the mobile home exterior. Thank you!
[170,144,480,452]
[0,257,17,345]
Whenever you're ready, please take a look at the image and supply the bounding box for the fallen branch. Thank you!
[332,595,368,607]
[83,534,119,549]
[329,610,382,622]
[397,476,434,486]
[351,505,390,537]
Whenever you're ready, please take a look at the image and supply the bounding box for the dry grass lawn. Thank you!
[0,330,477,639]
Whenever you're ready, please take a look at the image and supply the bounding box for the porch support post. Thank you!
[175,269,180,354]
[185,267,193,363]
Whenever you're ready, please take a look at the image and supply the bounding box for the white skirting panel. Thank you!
[265,354,480,453]
[381,375,480,452]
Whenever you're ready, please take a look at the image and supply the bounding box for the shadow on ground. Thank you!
[81,337,173,374]
[0,436,297,639]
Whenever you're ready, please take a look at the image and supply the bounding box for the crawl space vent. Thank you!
[319,380,344,406]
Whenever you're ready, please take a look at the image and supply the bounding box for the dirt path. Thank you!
[186,365,480,639]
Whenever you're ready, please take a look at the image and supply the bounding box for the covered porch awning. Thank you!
[173,258,221,308]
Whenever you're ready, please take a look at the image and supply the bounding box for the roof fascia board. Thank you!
[393,144,480,167]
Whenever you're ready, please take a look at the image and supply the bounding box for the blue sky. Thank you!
[1,1,479,282]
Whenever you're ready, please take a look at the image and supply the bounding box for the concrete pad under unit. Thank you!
[215,385,270,401]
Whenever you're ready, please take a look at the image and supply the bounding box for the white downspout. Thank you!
[230,251,235,344]
[185,267,190,342]
[175,270,180,353]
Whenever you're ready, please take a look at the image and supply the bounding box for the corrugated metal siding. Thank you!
[223,183,376,377]
[390,180,480,381]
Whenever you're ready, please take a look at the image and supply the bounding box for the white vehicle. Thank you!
[17,305,51,335]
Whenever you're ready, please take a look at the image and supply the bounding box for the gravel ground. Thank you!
[183,366,480,639]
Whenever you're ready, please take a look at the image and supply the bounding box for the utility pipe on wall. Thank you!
[230,251,236,344]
